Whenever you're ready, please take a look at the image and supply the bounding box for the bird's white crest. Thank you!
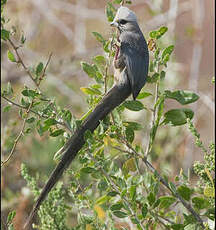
[113,6,137,23]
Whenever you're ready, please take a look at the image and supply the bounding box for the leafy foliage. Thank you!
[1,1,214,230]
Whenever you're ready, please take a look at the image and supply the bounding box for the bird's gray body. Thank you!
[112,7,149,99]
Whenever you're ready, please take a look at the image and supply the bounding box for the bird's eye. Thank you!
[119,19,127,25]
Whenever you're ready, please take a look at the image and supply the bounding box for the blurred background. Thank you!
[1,0,215,229]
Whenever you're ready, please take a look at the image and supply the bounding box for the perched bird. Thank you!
[24,6,149,229]
[111,6,149,100]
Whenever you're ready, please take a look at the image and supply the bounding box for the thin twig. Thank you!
[1,100,34,166]
[104,35,115,93]
[145,61,160,157]
[8,38,41,92]
[7,39,73,133]
[38,52,53,85]
[1,95,70,130]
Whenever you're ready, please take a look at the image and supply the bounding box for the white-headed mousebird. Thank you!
[24,6,149,229]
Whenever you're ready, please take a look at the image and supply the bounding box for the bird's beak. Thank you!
[110,21,118,27]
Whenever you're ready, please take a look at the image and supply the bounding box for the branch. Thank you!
[37,52,53,86]
[1,95,71,132]
[144,59,160,157]
[8,38,41,92]
[1,100,34,166]
[7,38,74,134]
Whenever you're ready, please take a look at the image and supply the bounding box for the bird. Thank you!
[24,6,149,229]
[111,6,149,100]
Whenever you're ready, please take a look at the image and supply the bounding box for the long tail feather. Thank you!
[24,74,131,229]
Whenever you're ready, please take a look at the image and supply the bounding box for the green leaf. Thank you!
[21,89,38,98]
[110,203,123,211]
[36,121,44,136]
[129,185,136,201]
[158,196,176,209]
[183,214,196,224]
[103,40,110,53]
[164,90,199,105]
[160,70,166,80]
[49,129,65,137]
[36,62,43,76]
[107,191,119,197]
[98,180,108,190]
[204,186,215,198]
[93,55,106,67]
[162,45,174,59]
[80,87,102,95]
[1,28,10,41]
[7,50,16,62]
[169,182,177,193]
[152,199,161,208]
[25,128,32,134]
[3,105,11,112]
[6,82,13,95]
[149,61,154,72]
[96,195,110,205]
[192,197,210,209]
[137,91,152,99]
[21,97,30,107]
[170,224,185,230]
[113,0,122,3]
[7,210,16,222]
[123,158,136,173]
[158,26,168,38]
[81,62,96,78]
[149,30,160,39]
[44,118,57,126]
[106,3,116,22]
[177,185,193,201]
[92,32,106,45]
[125,126,134,143]
[112,210,128,218]
[141,204,148,218]
[162,53,170,66]
[26,117,35,123]
[62,110,72,124]
[123,121,142,130]
[147,192,155,206]
[162,108,194,126]
[149,27,168,39]
[124,100,144,111]
[81,167,95,174]
[154,48,160,59]
[21,34,26,44]
[147,73,159,83]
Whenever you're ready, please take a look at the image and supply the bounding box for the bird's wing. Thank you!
[121,42,148,100]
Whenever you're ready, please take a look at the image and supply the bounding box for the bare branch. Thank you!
[8,38,41,92]
[1,100,34,166]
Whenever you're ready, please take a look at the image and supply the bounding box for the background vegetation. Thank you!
[1,0,215,229]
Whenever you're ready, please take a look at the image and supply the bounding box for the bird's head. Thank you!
[110,6,139,32]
